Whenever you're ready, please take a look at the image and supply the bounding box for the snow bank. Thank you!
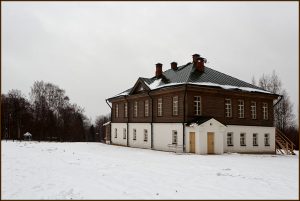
[2,141,298,199]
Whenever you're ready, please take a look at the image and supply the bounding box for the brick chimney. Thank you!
[192,54,200,64]
[171,62,178,70]
[155,63,163,77]
[195,57,205,72]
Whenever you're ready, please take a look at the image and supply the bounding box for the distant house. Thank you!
[106,54,295,155]
[23,132,32,141]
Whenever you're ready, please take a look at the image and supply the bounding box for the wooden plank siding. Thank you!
[110,85,276,126]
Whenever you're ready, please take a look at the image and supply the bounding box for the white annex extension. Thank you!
[111,118,275,154]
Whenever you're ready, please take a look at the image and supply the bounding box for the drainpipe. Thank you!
[105,99,112,144]
[124,95,129,147]
[273,95,283,107]
[147,91,154,149]
[182,84,188,153]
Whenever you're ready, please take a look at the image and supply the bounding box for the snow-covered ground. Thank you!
[1,141,298,199]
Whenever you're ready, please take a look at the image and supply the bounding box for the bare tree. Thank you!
[254,70,296,131]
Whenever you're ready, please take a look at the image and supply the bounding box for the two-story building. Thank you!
[106,54,286,154]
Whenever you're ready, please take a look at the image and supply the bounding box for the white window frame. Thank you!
[123,128,126,139]
[253,133,258,146]
[172,130,178,145]
[251,101,256,119]
[157,98,162,116]
[240,133,246,146]
[115,104,119,118]
[114,128,117,138]
[124,102,128,118]
[263,102,268,120]
[238,99,244,118]
[227,132,233,146]
[144,129,148,142]
[144,100,149,117]
[264,133,270,146]
[173,96,179,116]
[194,96,201,116]
[134,101,138,117]
[133,129,137,140]
[225,98,232,117]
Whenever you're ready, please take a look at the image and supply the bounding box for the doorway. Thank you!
[189,132,195,153]
[207,132,214,154]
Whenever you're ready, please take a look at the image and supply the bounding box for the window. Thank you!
[264,134,270,146]
[157,98,162,116]
[253,133,258,146]
[263,103,268,120]
[225,99,232,117]
[227,132,233,146]
[144,129,148,142]
[144,100,149,117]
[124,102,128,118]
[194,96,201,116]
[133,129,137,140]
[173,96,179,116]
[251,101,256,119]
[172,130,178,145]
[114,128,117,138]
[238,100,244,118]
[123,128,126,139]
[134,101,138,117]
[240,133,246,146]
[115,104,119,118]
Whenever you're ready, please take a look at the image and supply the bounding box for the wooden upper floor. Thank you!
[109,85,278,127]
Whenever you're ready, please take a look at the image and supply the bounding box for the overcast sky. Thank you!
[2,2,299,123]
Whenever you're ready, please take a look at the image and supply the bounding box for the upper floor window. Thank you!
[114,128,117,138]
[194,96,201,116]
[123,128,127,139]
[133,129,137,140]
[238,100,244,118]
[157,98,163,116]
[240,133,246,146]
[263,103,268,120]
[145,100,149,117]
[264,133,270,146]
[225,99,232,117]
[227,132,233,146]
[144,129,148,142]
[115,104,119,118]
[251,101,256,119]
[173,96,179,116]
[172,130,178,145]
[253,133,258,146]
[134,101,138,117]
[124,102,128,118]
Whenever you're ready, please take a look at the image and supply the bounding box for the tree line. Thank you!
[1,81,110,142]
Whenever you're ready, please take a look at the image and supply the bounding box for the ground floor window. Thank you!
[172,130,178,144]
[123,128,126,139]
[144,129,148,142]
[264,133,270,146]
[240,133,246,146]
[253,133,258,146]
[133,129,136,140]
[227,132,233,146]
[114,128,117,138]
